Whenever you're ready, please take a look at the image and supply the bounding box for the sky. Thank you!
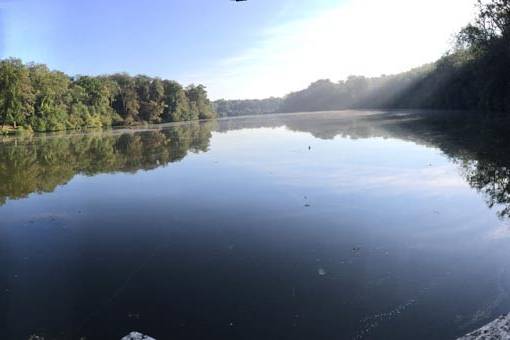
[1,0,475,100]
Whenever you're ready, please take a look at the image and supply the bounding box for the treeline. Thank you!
[0,59,216,132]
[216,0,510,116]
[279,67,434,112]
[213,97,283,117]
[213,66,435,115]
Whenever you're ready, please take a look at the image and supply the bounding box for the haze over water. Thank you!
[1,111,510,339]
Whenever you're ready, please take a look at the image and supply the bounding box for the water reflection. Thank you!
[0,120,216,205]
[216,111,510,220]
[2,111,510,219]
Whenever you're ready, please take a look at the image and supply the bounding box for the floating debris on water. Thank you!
[24,214,68,228]
[304,196,311,207]
[318,268,327,276]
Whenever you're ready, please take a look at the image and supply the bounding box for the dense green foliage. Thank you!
[278,68,435,112]
[213,97,283,117]
[214,65,439,114]
[0,60,216,132]
[217,0,510,116]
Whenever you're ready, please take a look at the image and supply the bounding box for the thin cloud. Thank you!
[203,0,476,100]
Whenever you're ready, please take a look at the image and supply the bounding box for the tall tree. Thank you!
[0,59,33,128]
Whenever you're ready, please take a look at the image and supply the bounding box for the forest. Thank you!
[213,97,283,117]
[215,0,510,116]
[0,60,216,133]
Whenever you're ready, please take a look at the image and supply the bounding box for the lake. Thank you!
[1,110,510,339]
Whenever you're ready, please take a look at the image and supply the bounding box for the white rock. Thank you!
[121,331,156,340]
[458,314,510,340]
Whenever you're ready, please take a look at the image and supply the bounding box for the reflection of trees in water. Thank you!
[461,160,510,219]
[296,111,510,220]
[3,111,510,220]
[217,111,510,219]
[0,120,216,205]
[394,112,510,220]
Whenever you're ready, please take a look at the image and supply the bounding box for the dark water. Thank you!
[2,111,510,339]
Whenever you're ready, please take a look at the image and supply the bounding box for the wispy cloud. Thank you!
[200,0,476,100]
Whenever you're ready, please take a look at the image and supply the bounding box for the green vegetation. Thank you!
[213,97,283,117]
[216,0,510,116]
[0,60,216,132]
[278,69,435,112]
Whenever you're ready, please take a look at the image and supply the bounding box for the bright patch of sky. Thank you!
[2,0,475,99]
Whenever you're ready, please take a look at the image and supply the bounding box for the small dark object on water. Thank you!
[304,204,311,208]
[308,146,311,150]
[352,247,361,252]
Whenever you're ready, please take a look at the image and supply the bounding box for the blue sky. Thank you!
[2,0,474,99]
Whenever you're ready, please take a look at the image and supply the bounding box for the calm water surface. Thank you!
[1,111,510,339]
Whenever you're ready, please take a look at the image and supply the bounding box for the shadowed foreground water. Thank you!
[2,111,510,339]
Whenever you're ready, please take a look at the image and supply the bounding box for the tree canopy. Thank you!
[213,98,283,117]
[0,60,216,132]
